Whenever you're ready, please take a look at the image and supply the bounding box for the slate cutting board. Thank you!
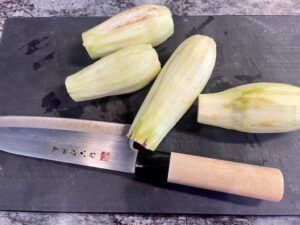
[0,16,300,215]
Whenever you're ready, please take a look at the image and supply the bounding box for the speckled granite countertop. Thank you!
[1,1,300,224]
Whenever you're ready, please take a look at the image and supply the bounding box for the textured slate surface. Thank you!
[0,16,300,215]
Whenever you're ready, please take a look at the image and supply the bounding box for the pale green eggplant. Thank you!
[198,83,300,133]
[65,44,161,102]
[82,4,174,59]
[128,35,217,150]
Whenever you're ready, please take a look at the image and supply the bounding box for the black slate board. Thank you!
[0,16,300,215]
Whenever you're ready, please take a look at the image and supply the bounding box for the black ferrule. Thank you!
[135,150,171,182]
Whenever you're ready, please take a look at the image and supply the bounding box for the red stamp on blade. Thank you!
[100,151,110,162]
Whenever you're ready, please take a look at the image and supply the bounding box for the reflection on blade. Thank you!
[0,127,137,173]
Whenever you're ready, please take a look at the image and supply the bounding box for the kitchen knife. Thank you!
[0,116,284,202]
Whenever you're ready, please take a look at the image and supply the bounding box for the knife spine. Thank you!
[0,116,129,135]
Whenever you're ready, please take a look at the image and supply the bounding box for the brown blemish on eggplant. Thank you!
[101,6,162,32]
[111,15,152,30]
[142,139,148,148]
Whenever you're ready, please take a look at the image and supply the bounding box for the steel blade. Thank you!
[0,127,137,173]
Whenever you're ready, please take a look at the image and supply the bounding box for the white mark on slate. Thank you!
[0,165,3,175]
[246,16,276,33]
[293,17,298,33]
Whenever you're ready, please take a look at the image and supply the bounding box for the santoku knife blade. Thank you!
[0,116,284,202]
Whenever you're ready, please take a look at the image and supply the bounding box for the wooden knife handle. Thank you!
[167,152,284,202]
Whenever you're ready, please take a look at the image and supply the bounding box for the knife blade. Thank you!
[0,127,138,173]
[0,116,284,202]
